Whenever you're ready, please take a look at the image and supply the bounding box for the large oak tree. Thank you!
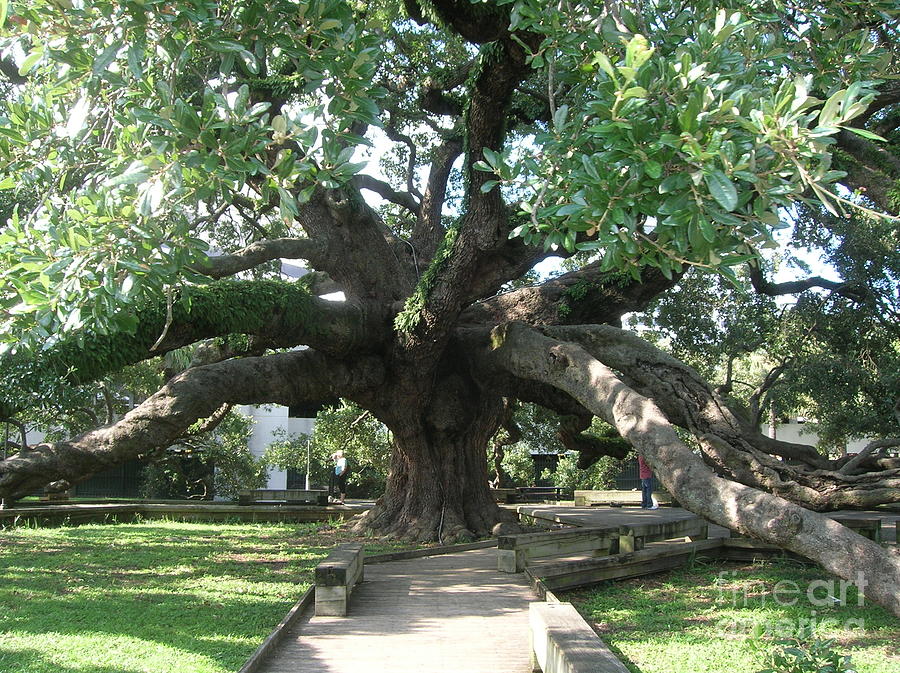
[1,0,899,614]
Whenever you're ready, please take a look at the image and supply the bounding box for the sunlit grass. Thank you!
[0,519,415,673]
[566,559,900,673]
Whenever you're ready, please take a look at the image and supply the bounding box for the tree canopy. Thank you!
[1,0,900,615]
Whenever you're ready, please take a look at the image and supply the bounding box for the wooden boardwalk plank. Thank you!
[258,548,537,673]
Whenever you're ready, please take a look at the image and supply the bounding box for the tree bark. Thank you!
[355,371,515,542]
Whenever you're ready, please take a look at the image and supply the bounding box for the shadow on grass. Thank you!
[0,645,150,673]
[0,523,342,672]
[564,560,900,673]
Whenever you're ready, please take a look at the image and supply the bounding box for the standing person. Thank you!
[330,450,350,505]
[638,455,658,509]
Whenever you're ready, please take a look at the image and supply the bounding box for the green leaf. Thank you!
[18,50,42,76]
[841,126,886,142]
[482,147,501,169]
[127,45,144,80]
[659,173,685,193]
[720,253,759,266]
[206,39,246,53]
[0,175,14,190]
[819,89,844,127]
[108,161,151,186]
[624,35,654,70]
[621,86,647,100]
[553,104,569,133]
[0,0,8,29]
[592,52,617,83]
[698,217,716,243]
[556,204,582,216]
[581,155,601,181]
[645,160,662,179]
[93,43,120,76]
[704,169,738,212]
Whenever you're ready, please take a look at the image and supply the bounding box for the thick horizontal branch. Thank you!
[0,280,377,414]
[197,238,325,279]
[462,262,679,327]
[0,350,385,500]
[511,324,900,510]
[488,321,900,616]
[543,323,828,467]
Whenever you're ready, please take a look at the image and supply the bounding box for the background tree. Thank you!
[263,400,392,496]
[1,0,900,614]
[489,401,629,489]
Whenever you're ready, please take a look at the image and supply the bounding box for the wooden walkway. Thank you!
[257,547,537,673]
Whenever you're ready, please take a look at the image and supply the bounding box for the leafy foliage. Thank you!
[541,452,623,491]
[0,0,382,348]
[480,0,898,281]
[630,268,900,447]
[492,403,628,488]
[141,408,266,499]
[753,633,857,673]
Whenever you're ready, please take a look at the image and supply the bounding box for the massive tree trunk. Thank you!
[356,366,515,542]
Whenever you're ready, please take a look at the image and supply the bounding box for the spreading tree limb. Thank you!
[490,322,900,617]
[0,350,385,501]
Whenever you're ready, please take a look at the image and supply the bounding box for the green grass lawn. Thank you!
[566,559,900,673]
[0,519,414,673]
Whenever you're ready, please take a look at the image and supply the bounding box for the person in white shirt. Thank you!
[330,450,349,505]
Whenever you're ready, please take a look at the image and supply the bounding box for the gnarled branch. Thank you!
[353,174,421,215]
[197,238,325,279]
[0,350,386,501]
[488,321,900,617]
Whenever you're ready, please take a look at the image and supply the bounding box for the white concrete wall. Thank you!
[240,404,288,489]
[241,405,316,489]
[287,417,315,438]
[769,420,872,455]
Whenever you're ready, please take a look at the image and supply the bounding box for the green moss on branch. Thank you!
[0,280,315,415]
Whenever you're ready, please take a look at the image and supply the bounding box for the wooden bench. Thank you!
[237,489,327,506]
[573,490,674,507]
[491,488,518,504]
[314,543,364,616]
[530,602,629,673]
[39,491,72,502]
[517,486,565,503]
[498,516,708,573]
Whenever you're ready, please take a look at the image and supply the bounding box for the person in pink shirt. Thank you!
[638,455,658,509]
